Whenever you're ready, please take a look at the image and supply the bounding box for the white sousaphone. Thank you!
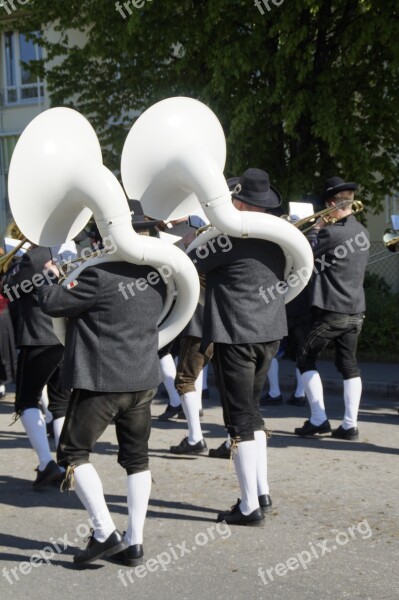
[7,107,199,347]
[121,97,314,303]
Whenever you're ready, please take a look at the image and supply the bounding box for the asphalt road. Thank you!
[0,376,398,600]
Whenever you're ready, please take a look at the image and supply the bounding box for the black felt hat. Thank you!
[320,177,358,202]
[127,200,165,232]
[230,168,282,208]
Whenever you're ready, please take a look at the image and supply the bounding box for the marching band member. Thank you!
[38,230,166,566]
[0,287,16,398]
[169,303,213,454]
[189,168,287,526]
[7,245,69,489]
[294,177,370,440]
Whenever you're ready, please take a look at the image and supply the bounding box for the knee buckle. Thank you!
[60,465,76,493]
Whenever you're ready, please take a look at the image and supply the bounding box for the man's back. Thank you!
[310,215,369,313]
[8,246,60,347]
[192,237,288,346]
[39,262,166,392]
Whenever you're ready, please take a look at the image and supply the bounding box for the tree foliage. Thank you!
[10,0,399,209]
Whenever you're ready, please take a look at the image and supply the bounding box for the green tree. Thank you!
[11,0,399,209]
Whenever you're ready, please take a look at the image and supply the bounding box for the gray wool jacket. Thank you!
[189,236,288,347]
[39,262,166,392]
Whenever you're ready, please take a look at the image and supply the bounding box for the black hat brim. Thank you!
[232,185,282,209]
[132,219,164,232]
[321,182,358,201]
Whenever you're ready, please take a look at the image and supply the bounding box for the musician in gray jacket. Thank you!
[6,245,69,489]
[39,258,165,567]
[189,168,287,526]
[294,176,370,440]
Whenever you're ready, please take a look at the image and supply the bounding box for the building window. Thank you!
[2,31,44,105]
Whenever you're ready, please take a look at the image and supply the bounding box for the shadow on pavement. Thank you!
[269,430,399,455]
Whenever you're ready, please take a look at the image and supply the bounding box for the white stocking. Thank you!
[181,392,203,444]
[20,408,52,471]
[53,417,65,450]
[267,358,281,397]
[233,440,259,515]
[73,463,116,543]
[342,377,362,429]
[194,370,203,411]
[254,430,269,496]
[125,470,152,546]
[301,370,327,425]
[40,386,53,424]
[160,354,181,408]
[294,368,305,397]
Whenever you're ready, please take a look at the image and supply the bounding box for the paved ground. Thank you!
[0,359,398,600]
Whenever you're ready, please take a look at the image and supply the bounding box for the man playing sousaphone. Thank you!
[189,168,287,526]
[38,219,167,567]
[294,176,370,441]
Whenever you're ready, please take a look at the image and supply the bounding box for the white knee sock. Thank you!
[295,368,305,397]
[53,417,65,450]
[40,386,53,424]
[20,408,52,471]
[73,463,116,543]
[125,470,152,546]
[194,370,203,411]
[301,370,327,425]
[342,377,362,429]
[233,440,259,515]
[160,354,181,408]
[267,358,281,397]
[255,430,269,496]
[181,392,203,444]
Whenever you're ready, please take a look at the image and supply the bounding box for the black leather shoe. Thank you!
[217,500,264,526]
[74,529,127,565]
[170,437,207,455]
[158,404,184,421]
[209,442,230,459]
[258,494,273,514]
[331,425,359,440]
[294,419,331,436]
[287,394,306,407]
[32,460,64,490]
[109,543,143,567]
[260,393,283,405]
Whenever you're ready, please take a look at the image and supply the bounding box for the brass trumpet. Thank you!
[284,200,364,234]
[383,228,399,253]
[0,237,28,276]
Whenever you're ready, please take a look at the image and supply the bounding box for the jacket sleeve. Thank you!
[38,268,100,318]
[8,248,52,292]
[310,227,334,259]
[187,237,236,274]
